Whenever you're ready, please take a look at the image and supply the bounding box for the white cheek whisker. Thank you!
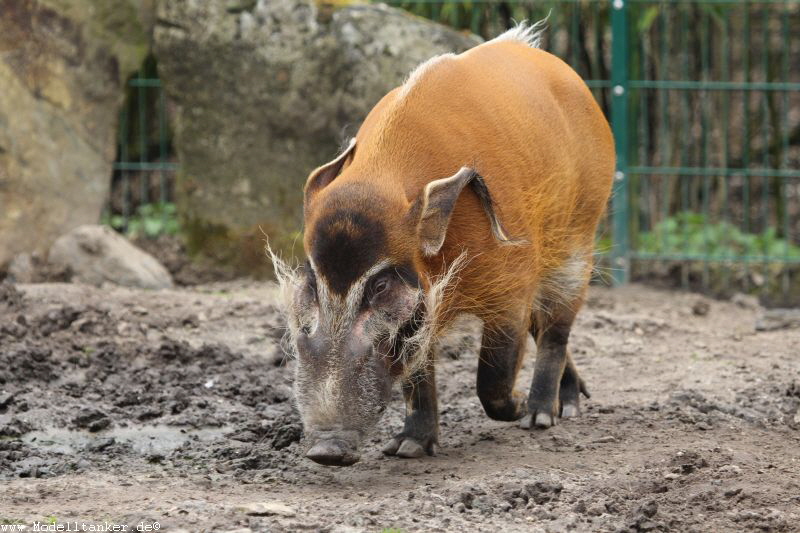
[266,244,307,360]
[397,251,469,380]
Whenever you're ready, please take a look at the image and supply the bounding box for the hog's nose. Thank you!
[306,438,360,466]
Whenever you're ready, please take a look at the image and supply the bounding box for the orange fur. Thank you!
[305,38,614,332]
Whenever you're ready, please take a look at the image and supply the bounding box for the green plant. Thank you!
[104,202,180,239]
[637,212,800,259]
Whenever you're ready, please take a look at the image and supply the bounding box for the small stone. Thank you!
[692,300,710,316]
[236,502,296,517]
[453,502,466,513]
[147,452,165,463]
[638,500,658,518]
[724,487,742,498]
[731,293,759,309]
[86,437,115,452]
[72,409,111,432]
[593,435,617,443]
[459,491,474,509]
[718,464,742,476]
[182,314,200,328]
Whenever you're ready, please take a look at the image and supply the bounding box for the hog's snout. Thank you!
[306,437,360,466]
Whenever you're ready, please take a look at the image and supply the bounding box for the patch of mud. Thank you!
[1,282,799,532]
[0,282,296,482]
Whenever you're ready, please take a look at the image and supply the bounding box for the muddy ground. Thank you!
[0,280,798,532]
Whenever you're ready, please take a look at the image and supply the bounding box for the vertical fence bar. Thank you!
[781,3,790,296]
[743,2,751,290]
[701,9,710,290]
[159,85,168,227]
[571,0,580,70]
[760,7,771,296]
[119,104,130,226]
[639,12,650,244]
[679,6,690,289]
[722,9,732,289]
[138,69,148,208]
[658,3,669,258]
[611,0,630,285]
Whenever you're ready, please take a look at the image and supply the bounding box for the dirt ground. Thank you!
[1,280,798,532]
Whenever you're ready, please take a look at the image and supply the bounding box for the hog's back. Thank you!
[354,40,615,319]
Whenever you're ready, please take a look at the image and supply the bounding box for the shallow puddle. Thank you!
[23,424,229,456]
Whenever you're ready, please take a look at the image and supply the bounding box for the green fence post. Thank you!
[610,0,630,285]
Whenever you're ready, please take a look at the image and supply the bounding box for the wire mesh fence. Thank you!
[110,0,800,301]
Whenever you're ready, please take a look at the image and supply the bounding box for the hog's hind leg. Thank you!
[521,257,592,429]
[382,356,438,458]
[520,312,571,428]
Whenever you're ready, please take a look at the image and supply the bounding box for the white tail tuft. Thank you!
[491,16,549,49]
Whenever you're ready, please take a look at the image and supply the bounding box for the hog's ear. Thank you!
[304,138,356,204]
[412,166,523,257]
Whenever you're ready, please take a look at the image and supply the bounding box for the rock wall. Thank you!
[154,0,480,275]
[0,0,153,268]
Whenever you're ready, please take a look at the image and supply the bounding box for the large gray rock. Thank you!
[154,0,480,274]
[49,225,173,289]
[0,0,153,268]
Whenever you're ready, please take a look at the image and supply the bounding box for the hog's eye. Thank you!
[370,276,389,298]
[373,278,388,295]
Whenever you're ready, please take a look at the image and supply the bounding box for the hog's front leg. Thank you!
[476,321,529,421]
[382,356,438,458]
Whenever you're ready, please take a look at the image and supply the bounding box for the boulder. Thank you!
[154,0,480,275]
[0,0,154,268]
[48,225,173,289]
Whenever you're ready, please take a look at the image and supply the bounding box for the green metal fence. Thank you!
[618,0,800,303]
[109,55,177,236]
[112,0,800,300]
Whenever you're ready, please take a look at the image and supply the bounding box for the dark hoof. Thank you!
[306,439,360,466]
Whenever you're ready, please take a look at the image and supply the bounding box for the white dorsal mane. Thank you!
[490,18,548,49]
[399,19,547,98]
